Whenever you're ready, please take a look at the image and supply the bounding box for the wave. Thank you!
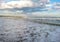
[28,18,60,26]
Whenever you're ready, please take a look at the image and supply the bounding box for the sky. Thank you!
[0,0,60,13]
[51,0,60,3]
[2,0,60,3]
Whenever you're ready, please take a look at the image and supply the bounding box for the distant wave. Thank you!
[28,18,60,26]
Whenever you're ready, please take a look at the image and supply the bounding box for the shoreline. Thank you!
[0,14,27,19]
[0,15,60,26]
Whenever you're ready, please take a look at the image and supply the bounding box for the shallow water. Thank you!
[0,17,60,42]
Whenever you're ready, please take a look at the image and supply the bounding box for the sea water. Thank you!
[0,17,60,42]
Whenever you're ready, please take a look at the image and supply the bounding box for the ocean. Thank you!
[0,17,60,42]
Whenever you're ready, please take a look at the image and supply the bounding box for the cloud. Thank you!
[31,11,60,17]
[0,0,55,11]
[53,2,60,9]
[0,0,34,9]
[40,0,50,2]
[0,0,51,9]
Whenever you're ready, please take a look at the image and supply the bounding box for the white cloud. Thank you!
[0,0,54,10]
[0,3,13,9]
[53,2,60,9]
[7,1,34,7]
[0,0,51,9]
[0,0,34,9]
[31,11,60,17]
[40,0,50,2]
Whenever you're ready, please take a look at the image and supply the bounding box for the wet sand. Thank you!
[0,17,60,42]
